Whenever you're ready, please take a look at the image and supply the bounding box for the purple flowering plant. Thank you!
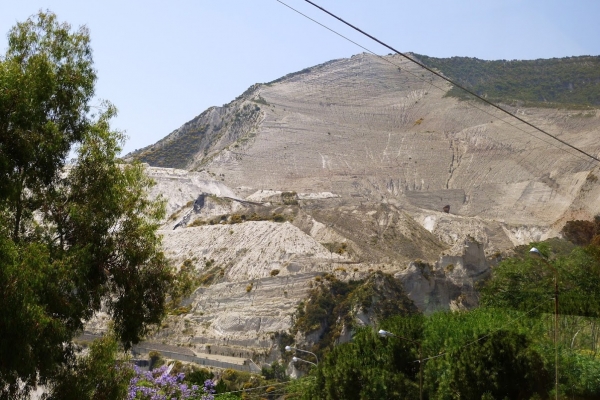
[128,365,215,400]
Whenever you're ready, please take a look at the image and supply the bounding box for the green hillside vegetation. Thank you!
[283,218,600,399]
[415,54,600,108]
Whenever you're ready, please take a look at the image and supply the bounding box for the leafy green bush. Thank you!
[261,361,288,382]
[307,327,419,400]
[434,330,549,399]
[184,367,214,386]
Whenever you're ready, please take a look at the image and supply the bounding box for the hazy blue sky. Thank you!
[2,0,599,155]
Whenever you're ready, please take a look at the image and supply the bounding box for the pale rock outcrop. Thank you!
[116,52,600,363]
[396,239,488,313]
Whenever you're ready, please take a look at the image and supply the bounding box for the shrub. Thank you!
[324,242,350,255]
[281,191,299,205]
[149,351,164,370]
[271,214,286,223]
[252,95,269,105]
[261,361,288,382]
[185,367,214,386]
[189,219,205,227]
[171,305,192,316]
[230,214,243,224]
[561,216,600,246]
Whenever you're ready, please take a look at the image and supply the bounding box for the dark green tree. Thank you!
[439,330,549,400]
[481,240,600,318]
[419,308,551,399]
[307,326,420,400]
[0,12,174,398]
[480,238,600,398]
[261,361,288,382]
[46,334,133,400]
[0,11,95,242]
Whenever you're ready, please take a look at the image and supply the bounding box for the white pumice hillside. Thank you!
[111,53,600,364]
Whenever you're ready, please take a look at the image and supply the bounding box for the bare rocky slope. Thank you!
[116,53,600,365]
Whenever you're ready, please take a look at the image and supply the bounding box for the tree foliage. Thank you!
[0,11,95,242]
[432,330,549,400]
[0,12,174,398]
[479,234,600,398]
[307,327,419,400]
[46,334,133,400]
[301,310,553,399]
[415,54,600,107]
[481,239,600,318]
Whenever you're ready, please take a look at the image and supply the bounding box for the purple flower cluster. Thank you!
[128,365,215,400]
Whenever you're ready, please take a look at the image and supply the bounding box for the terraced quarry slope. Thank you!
[133,53,600,239]
[122,53,600,364]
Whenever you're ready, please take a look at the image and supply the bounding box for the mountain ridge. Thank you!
[110,53,600,363]
[414,53,600,107]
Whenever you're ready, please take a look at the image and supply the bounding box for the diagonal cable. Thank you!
[274,0,595,167]
[301,0,600,164]
[274,0,599,165]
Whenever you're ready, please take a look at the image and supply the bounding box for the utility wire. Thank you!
[301,0,600,164]
[274,0,600,208]
[274,1,592,168]
[275,0,600,165]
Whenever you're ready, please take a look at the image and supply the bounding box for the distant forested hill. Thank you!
[415,54,600,108]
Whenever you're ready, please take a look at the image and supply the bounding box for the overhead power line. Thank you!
[274,0,593,169]
[276,0,600,164]
[275,0,591,167]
